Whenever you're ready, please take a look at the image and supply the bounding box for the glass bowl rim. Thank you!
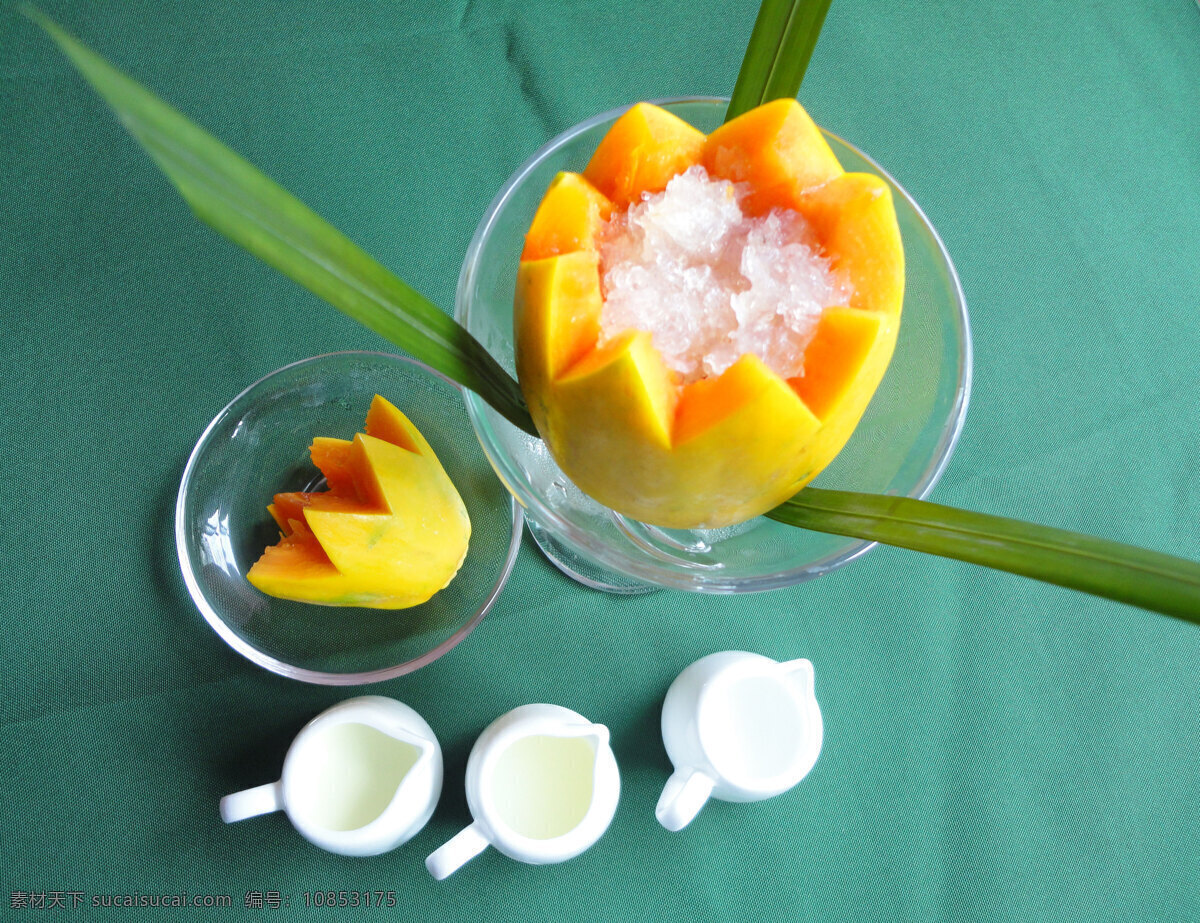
[174,349,525,685]
[457,96,972,592]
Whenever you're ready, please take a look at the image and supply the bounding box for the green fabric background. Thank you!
[2,0,1198,919]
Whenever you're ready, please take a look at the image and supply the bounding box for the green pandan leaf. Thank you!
[726,0,834,121]
[23,6,536,436]
[771,489,1200,625]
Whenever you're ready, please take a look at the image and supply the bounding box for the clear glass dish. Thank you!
[457,97,971,593]
[176,351,522,683]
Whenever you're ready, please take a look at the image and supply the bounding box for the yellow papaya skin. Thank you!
[514,101,905,529]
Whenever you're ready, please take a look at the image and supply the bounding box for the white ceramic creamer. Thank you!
[220,696,443,856]
[426,704,619,879]
[657,652,822,832]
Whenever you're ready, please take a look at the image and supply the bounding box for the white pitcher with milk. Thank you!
[656,651,823,831]
[426,704,620,879]
[220,696,443,856]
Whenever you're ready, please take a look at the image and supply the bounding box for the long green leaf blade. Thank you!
[726,0,833,121]
[25,7,536,435]
[770,488,1200,624]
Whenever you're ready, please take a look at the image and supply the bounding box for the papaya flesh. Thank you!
[513,100,904,530]
[246,395,471,608]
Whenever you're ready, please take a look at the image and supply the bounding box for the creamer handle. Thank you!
[426,822,490,880]
[220,781,283,823]
[655,768,714,832]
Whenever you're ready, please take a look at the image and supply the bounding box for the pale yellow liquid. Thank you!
[297,723,421,831]
[491,735,595,840]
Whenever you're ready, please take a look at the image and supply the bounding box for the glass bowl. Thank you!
[457,97,970,593]
[176,351,522,683]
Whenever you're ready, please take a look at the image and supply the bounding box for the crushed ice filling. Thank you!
[597,166,852,385]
